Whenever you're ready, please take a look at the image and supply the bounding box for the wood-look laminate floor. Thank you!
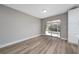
[0,35,78,54]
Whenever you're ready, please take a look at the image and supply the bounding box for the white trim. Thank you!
[61,38,67,40]
[68,39,78,45]
[0,34,41,48]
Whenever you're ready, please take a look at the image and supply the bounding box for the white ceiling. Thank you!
[4,4,77,18]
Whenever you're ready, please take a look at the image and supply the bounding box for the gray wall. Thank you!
[41,13,68,40]
[68,8,79,44]
[0,5,41,46]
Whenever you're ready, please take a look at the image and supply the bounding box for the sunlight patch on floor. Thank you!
[45,31,60,37]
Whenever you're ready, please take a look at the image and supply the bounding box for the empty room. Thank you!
[0,4,79,54]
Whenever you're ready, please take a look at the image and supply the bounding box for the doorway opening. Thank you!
[45,19,61,38]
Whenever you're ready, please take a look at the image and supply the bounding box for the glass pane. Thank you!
[45,20,61,38]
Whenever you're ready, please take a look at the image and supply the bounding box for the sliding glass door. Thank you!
[45,20,61,38]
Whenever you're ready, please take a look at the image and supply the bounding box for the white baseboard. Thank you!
[0,34,41,48]
[68,39,78,45]
[61,38,67,40]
